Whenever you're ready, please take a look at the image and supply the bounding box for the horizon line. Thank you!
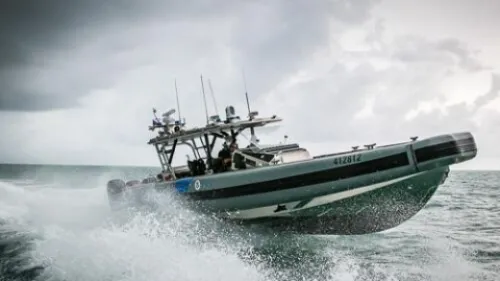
[0,162,497,172]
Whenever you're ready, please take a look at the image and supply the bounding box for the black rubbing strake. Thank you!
[414,137,476,163]
[187,152,410,200]
[186,137,476,200]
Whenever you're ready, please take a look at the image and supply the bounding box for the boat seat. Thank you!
[241,151,276,163]
[278,148,312,163]
[211,157,226,173]
[238,144,310,165]
[232,152,247,169]
[187,159,206,176]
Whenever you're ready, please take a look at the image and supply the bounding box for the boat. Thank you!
[106,81,477,235]
[106,105,477,235]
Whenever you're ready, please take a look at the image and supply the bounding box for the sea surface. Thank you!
[0,164,498,281]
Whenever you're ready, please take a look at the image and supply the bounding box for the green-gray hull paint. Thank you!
[226,166,449,235]
[168,132,475,207]
[181,165,416,212]
[106,131,477,235]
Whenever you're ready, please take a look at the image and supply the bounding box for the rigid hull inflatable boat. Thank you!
[106,104,477,235]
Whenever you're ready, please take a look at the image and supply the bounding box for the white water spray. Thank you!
[0,177,269,281]
[0,169,487,281]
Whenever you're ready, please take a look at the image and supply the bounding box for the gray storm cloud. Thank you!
[0,0,498,168]
[0,0,230,111]
[0,0,379,112]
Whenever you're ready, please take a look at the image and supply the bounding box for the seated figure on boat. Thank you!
[232,145,247,170]
[213,141,246,173]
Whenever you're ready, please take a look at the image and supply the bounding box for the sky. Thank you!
[0,0,498,170]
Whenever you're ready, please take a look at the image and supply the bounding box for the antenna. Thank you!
[174,79,181,121]
[208,79,219,115]
[241,68,256,139]
[200,74,210,125]
[241,68,252,119]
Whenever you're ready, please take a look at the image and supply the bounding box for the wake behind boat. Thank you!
[106,82,477,235]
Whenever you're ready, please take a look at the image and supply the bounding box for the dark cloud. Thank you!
[0,0,384,165]
[0,90,77,112]
[1,0,497,168]
[0,0,146,66]
[0,0,131,111]
[0,0,380,112]
[0,0,238,112]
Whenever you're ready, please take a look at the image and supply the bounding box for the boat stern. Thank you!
[106,179,126,209]
[106,178,150,210]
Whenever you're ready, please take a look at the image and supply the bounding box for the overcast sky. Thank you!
[1,0,499,170]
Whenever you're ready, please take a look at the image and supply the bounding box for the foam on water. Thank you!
[0,169,498,281]
[0,174,392,281]
[0,178,271,281]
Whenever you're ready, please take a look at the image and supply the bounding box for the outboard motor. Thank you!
[107,179,126,195]
[107,179,127,209]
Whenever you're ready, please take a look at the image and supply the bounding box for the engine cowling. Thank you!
[107,179,126,195]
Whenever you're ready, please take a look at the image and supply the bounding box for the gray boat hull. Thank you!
[223,166,449,235]
[106,131,477,235]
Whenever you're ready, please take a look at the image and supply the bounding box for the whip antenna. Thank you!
[241,68,256,139]
[242,68,252,119]
[200,75,209,125]
[174,79,181,121]
[208,79,220,115]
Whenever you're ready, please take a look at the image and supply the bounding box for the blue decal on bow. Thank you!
[175,178,192,193]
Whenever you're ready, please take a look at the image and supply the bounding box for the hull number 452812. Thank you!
[333,155,362,165]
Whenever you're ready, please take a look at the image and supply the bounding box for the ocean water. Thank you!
[0,164,498,281]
